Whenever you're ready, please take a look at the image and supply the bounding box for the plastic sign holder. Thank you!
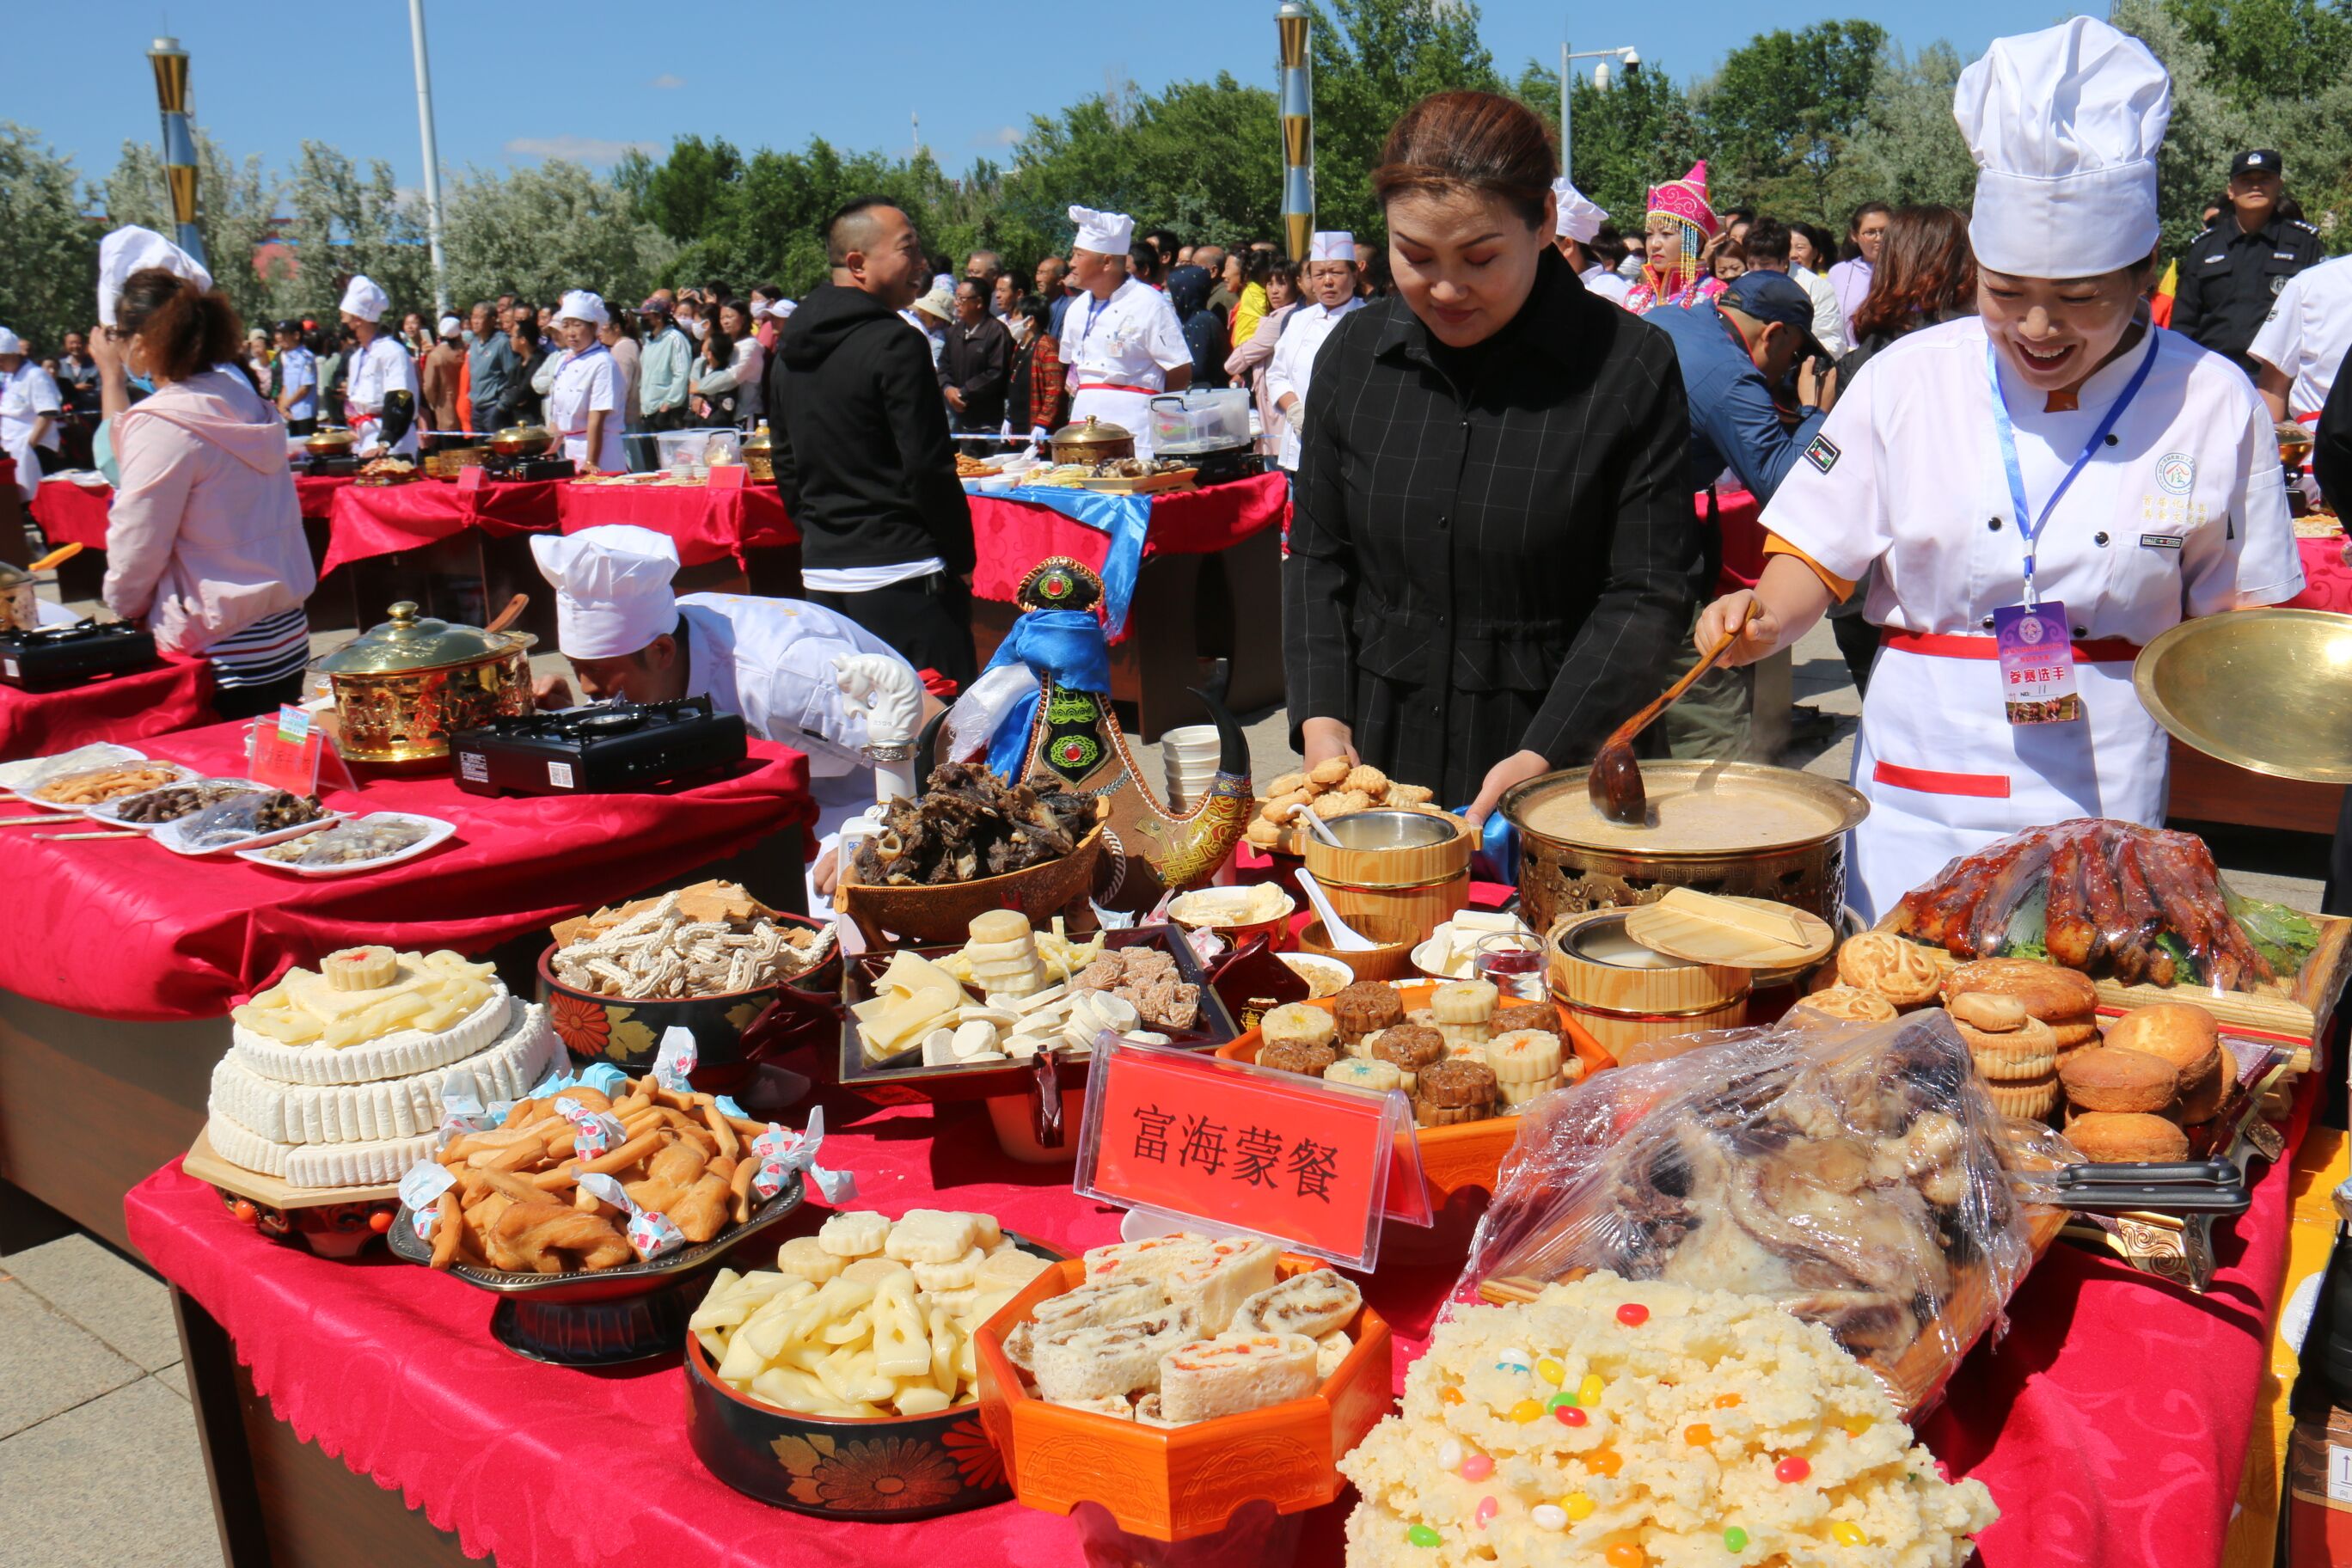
[247,707,357,798]
[1073,1036,1429,1272]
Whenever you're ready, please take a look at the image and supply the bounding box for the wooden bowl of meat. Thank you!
[836,763,1106,946]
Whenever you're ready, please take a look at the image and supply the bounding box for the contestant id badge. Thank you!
[1993,602,2079,725]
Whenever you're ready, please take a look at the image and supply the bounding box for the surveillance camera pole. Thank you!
[1558,40,1642,189]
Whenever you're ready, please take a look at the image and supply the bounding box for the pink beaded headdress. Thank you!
[1645,162,1718,245]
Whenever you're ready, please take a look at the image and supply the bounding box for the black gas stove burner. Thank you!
[1157,440,1261,487]
[0,620,159,692]
[449,694,747,795]
[302,454,360,478]
[481,452,576,483]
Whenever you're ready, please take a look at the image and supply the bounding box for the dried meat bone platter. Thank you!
[1465,1008,2066,1418]
[1882,818,2352,1053]
[837,763,1106,946]
[972,1240,1394,1541]
[385,1070,811,1365]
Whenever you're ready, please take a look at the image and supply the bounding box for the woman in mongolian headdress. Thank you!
[1624,162,1722,315]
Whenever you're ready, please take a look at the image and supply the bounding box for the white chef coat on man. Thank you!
[2250,256,2352,505]
[0,328,63,501]
[547,291,628,473]
[532,525,925,907]
[1265,232,1367,474]
[1755,17,2303,920]
[1062,205,1190,458]
[1551,181,1632,307]
[339,275,420,457]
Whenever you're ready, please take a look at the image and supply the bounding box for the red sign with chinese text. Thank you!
[1078,1041,1413,1266]
[248,722,325,796]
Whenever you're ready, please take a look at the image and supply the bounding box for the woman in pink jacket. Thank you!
[94,269,315,718]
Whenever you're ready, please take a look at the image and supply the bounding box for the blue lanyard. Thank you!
[1985,328,2159,604]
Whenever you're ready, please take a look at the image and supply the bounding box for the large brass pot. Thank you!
[314,601,536,764]
[743,423,775,483]
[1048,416,1135,467]
[303,426,358,456]
[1500,762,1869,932]
[488,425,555,458]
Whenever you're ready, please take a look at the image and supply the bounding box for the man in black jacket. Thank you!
[768,198,977,686]
[2171,149,2324,375]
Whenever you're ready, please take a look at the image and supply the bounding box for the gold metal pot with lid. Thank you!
[1048,415,1136,466]
[743,421,775,483]
[303,426,358,455]
[315,600,537,763]
[488,425,555,458]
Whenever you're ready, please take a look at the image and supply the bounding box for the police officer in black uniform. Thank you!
[2171,149,2324,375]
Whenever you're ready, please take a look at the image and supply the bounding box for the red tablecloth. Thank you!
[2286,531,2352,613]
[120,1044,2310,1568]
[31,475,352,551]
[967,472,1289,608]
[0,719,816,1021]
[558,481,798,569]
[320,479,563,577]
[0,654,213,761]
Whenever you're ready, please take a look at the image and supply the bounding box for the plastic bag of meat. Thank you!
[1885,818,2318,995]
[1458,1008,2065,1418]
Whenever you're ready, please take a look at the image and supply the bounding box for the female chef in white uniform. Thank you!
[338,276,420,458]
[1062,205,1191,458]
[530,526,929,910]
[547,291,627,474]
[0,328,64,501]
[1694,16,2303,922]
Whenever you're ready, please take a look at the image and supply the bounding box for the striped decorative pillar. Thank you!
[1277,1,1313,262]
[147,36,206,268]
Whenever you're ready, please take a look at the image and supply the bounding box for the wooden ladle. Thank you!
[1587,600,1760,825]
[483,593,529,636]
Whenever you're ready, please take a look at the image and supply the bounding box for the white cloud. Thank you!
[503,135,658,165]
[650,73,685,89]
[970,125,1023,149]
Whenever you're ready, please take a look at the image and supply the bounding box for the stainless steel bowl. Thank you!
[1325,808,1458,850]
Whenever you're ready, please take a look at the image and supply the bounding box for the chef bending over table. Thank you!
[532,524,933,910]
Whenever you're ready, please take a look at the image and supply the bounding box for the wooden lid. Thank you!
[1547,908,1750,1014]
[1623,890,1836,971]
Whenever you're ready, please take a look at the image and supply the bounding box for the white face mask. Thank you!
[685,316,707,340]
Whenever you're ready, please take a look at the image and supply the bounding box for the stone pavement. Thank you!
[2,620,2323,1566]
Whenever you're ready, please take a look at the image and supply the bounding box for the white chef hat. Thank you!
[1551,180,1608,245]
[437,314,462,337]
[1954,15,2171,279]
[96,225,214,328]
[1308,231,1356,262]
[1069,205,1135,255]
[530,525,683,659]
[339,275,391,323]
[0,328,21,357]
[556,290,609,327]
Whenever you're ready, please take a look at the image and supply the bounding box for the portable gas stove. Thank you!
[449,695,747,795]
[0,620,160,692]
[1158,440,1261,486]
[481,452,576,483]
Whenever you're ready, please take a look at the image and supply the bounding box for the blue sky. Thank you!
[13,0,2086,191]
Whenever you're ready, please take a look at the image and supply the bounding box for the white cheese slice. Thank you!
[231,991,512,1087]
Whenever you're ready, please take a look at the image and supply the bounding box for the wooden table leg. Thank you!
[172,1288,273,1568]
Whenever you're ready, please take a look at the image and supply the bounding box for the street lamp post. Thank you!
[1559,40,1640,186]
[1277,0,1313,261]
[145,36,205,268]
[408,0,450,316]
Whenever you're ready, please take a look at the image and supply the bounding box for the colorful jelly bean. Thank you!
[1714,1393,1743,1409]
[1510,1398,1546,1424]
[1498,1346,1532,1371]
[1580,1374,1606,1406]
[1723,1527,1749,1553]
[1832,1523,1868,1547]
[1407,1524,1442,1549]
[1532,1504,1568,1531]
[1843,1416,1873,1438]
[1563,1492,1597,1522]
[1605,1545,1646,1568]
[1461,1453,1495,1484]
[1587,1448,1624,1478]
[1438,1439,1464,1472]
[1775,1455,1812,1484]
[1685,1424,1714,1446]
[1555,1406,1589,1427]
[1616,1302,1650,1326]
[1536,1357,1565,1386]
[1439,1385,1464,1406]
[1475,1497,1499,1529]
[1547,1391,1578,1410]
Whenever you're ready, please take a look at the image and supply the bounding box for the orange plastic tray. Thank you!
[973,1255,1394,1541]
[1214,983,1615,1198]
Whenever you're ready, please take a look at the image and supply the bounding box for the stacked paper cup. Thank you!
[1161,725,1222,812]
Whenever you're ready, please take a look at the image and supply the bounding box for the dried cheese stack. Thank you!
[205,949,558,1188]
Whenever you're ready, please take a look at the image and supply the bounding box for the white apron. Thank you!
[1759,319,2305,923]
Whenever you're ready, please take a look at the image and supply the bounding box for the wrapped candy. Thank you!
[578,1172,686,1263]
[749,1106,857,1204]
[553,1096,627,1159]
[652,1026,698,1093]
[398,1161,456,1241]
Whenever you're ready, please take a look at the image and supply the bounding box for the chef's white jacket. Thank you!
[548,346,627,472]
[1,362,63,500]
[1265,297,1365,472]
[1063,279,1189,456]
[343,335,420,456]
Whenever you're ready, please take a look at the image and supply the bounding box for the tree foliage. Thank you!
[439,160,675,311]
[0,124,94,356]
[1513,62,1706,231]
[1304,0,1505,241]
[101,131,279,332]
[1692,22,1887,211]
